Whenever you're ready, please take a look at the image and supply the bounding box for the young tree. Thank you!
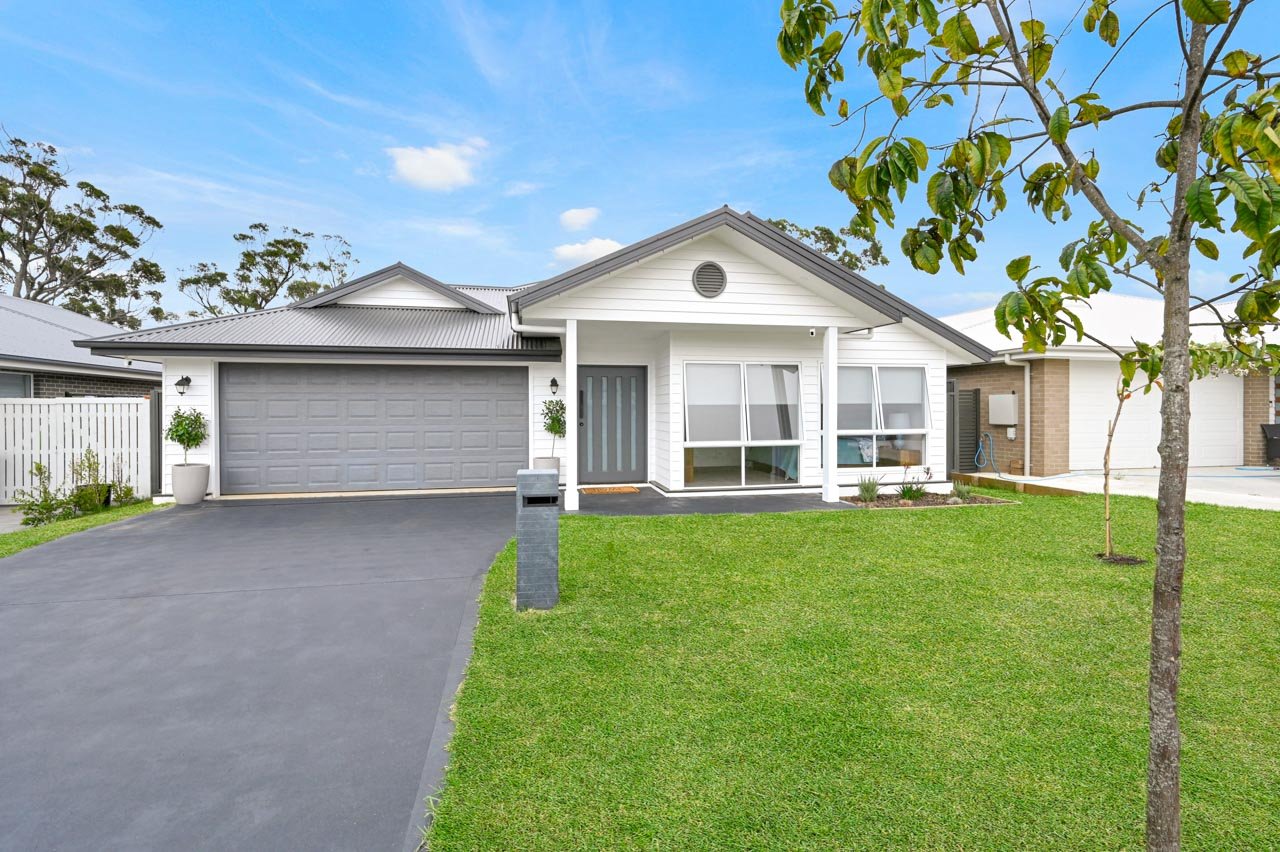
[0,136,172,328]
[768,217,888,270]
[777,1,1280,847]
[178,223,356,316]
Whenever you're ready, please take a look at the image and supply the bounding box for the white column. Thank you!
[563,319,580,511]
[822,326,840,502]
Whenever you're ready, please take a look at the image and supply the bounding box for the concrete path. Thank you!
[0,506,23,534]
[1029,466,1280,511]
[0,493,514,852]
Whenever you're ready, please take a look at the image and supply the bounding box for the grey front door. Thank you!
[219,363,528,494]
[578,365,646,484]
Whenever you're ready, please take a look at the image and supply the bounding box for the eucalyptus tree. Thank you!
[777,0,1279,846]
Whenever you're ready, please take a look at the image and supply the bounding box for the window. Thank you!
[823,365,930,469]
[0,371,33,398]
[683,362,803,487]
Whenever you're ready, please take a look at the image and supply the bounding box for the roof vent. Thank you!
[692,262,726,298]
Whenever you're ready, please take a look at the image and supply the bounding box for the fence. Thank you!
[0,398,152,504]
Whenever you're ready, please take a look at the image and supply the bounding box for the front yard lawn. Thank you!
[429,491,1279,849]
[0,501,165,560]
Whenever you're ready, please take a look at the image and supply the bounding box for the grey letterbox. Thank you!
[515,469,560,610]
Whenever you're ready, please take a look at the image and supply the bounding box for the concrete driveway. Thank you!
[1044,466,1280,510]
[0,493,514,852]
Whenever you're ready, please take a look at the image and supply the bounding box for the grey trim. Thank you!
[0,353,161,379]
[82,343,561,362]
[294,262,502,314]
[509,206,995,362]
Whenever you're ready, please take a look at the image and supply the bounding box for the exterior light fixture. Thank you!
[550,378,559,395]
[175,375,192,396]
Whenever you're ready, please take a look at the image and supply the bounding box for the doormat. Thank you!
[581,486,641,494]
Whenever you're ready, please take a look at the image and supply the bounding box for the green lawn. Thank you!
[0,501,165,559]
[428,492,1279,850]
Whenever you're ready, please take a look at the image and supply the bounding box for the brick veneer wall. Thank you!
[947,362,1027,474]
[1243,372,1276,465]
[31,370,159,399]
[948,357,1072,477]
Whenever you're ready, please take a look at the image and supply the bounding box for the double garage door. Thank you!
[219,363,528,495]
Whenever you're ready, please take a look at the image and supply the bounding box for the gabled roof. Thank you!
[509,206,994,361]
[295,262,503,314]
[0,294,160,377]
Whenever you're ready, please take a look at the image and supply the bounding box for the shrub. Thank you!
[541,398,566,455]
[856,476,881,502]
[165,408,209,464]
[951,482,974,501]
[897,466,931,502]
[14,463,76,527]
[70,449,110,514]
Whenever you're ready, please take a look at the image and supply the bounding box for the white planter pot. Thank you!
[532,457,561,473]
[172,463,210,505]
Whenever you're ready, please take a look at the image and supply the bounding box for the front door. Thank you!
[578,365,647,484]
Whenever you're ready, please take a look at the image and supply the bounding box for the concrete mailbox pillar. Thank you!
[515,469,560,610]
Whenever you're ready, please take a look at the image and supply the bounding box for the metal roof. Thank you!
[80,304,560,361]
[0,294,161,376]
[293,262,503,314]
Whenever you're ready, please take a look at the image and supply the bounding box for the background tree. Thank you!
[768,217,888,270]
[777,0,1280,847]
[178,223,356,317]
[0,136,171,329]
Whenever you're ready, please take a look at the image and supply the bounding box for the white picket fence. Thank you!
[0,398,152,504]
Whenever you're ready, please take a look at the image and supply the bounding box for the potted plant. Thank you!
[166,408,210,505]
[533,398,566,473]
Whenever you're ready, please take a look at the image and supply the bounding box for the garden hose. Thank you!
[975,432,1002,476]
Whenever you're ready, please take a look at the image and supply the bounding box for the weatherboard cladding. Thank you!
[86,304,556,354]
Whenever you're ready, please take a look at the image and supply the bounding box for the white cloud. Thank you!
[385,138,487,191]
[503,180,542,197]
[559,207,600,231]
[553,237,622,265]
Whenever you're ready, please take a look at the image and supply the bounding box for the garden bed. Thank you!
[841,493,1013,509]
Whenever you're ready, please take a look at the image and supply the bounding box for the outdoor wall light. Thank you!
[175,375,192,396]
[550,378,559,395]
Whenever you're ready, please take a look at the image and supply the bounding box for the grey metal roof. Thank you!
[509,206,995,362]
[0,294,161,376]
[80,304,560,361]
[294,262,503,314]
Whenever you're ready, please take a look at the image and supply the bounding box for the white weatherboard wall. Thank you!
[161,358,217,495]
[0,398,151,503]
[1069,360,1244,469]
[336,275,465,308]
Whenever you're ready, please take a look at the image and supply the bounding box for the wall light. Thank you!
[175,375,192,396]
[550,377,559,395]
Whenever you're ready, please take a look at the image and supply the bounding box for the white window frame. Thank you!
[820,363,931,470]
[682,360,805,488]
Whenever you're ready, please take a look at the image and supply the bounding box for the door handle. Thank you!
[578,389,585,426]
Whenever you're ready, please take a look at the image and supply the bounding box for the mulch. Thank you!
[841,493,1012,509]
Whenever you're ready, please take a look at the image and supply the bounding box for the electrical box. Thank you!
[989,393,1019,426]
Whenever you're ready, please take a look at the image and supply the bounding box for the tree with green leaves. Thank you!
[777,0,1279,846]
[178,223,356,317]
[768,217,888,271]
[0,136,172,329]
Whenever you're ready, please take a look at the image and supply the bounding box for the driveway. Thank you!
[0,493,515,852]
[1044,466,1280,511]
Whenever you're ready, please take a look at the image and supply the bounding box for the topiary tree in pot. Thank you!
[534,398,566,473]
[165,408,210,505]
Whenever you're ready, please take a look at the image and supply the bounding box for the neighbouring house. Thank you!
[0,293,161,398]
[79,207,993,507]
[943,292,1279,475]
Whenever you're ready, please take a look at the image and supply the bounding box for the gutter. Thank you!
[509,316,566,337]
[1003,353,1033,476]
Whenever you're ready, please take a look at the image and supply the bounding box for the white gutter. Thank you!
[1003,353,1032,476]
[510,317,566,336]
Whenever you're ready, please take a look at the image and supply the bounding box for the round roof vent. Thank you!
[692,262,727,298]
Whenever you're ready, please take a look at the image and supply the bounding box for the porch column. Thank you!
[563,319,580,511]
[822,326,840,502]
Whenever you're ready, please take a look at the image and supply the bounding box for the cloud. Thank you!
[385,138,487,191]
[932,289,1009,307]
[503,180,542,197]
[553,237,623,265]
[559,207,600,231]
[397,217,510,251]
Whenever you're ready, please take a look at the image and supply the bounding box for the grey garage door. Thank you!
[219,363,528,494]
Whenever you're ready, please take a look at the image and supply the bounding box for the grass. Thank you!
[428,491,1279,850]
[0,501,165,559]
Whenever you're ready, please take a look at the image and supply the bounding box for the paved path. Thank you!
[1033,466,1280,511]
[0,493,514,852]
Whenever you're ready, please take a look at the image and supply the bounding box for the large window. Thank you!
[684,362,803,487]
[823,365,930,469]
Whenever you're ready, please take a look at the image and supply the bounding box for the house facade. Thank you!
[82,208,991,508]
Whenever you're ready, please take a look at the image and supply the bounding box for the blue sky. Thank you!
[0,0,1214,319]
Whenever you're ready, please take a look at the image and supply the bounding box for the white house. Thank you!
[81,207,993,508]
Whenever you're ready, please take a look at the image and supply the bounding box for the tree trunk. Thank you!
[1147,23,1206,852]
[1103,389,1126,558]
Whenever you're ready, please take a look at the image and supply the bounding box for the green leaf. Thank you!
[906,137,929,171]
[1048,106,1071,144]
[861,0,889,43]
[1195,237,1220,260]
[1006,255,1032,282]
[1181,0,1231,25]
[1019,19,1045,43]
[1186,177,1222,228]
[1222,49,1254,78]
[1028,42,1054,82]
[918,0,940,34]
[878,68,904,99]
[1098,11,1119,47]
[1222,170,1264,212]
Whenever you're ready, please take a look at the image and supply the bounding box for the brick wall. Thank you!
[948,362,1027,474]
[31,370,159,399]
[1243,372,1276,465]
[1031,359,1071,475]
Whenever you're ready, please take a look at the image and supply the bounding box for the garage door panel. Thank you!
[219,363,528,494]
